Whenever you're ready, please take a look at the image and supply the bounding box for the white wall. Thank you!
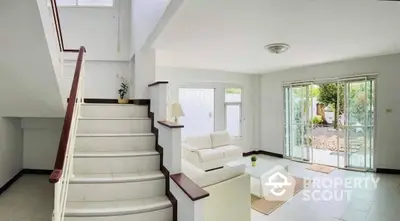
[36,0,64,105]
[0,118,23,187]
[62,61,130,99]
[59,0,131,61]
[131,0,171,56]
[0,0,65,118]
[260,53,400,170]
[156,67,260,153]
[22,118,63,170]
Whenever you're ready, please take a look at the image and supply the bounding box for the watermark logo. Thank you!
[261,166,380,202]
[262,166,296,201]
[302,176,380,202]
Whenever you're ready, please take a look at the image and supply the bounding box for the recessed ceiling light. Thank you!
[265,43,290,54]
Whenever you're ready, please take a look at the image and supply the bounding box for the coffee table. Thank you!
[226,159,289,198]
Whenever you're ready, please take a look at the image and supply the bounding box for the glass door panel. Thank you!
[179,88,215,139]
[343,79,375,170]
[289,84,312,161]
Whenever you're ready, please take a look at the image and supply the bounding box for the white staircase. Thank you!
[63,103,172,221]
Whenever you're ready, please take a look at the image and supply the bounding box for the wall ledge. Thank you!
[158,121,184,128]
[170,173,209,201]
[148,81,169,87]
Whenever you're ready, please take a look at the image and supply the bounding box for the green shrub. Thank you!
[312,115,323,125]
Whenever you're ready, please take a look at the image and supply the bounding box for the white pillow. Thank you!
[210,131,231,148]
[185,135,212,150]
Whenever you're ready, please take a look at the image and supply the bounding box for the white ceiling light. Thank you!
[265,43,290,54]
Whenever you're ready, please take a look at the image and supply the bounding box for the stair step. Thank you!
[75,134,155,152]
[65,196,172,217]
[71,171,164,184]
[81,104,148,118]
[74,150,159,158]
[79,117,149,120]
[76,133,154,137]
[73,151,160,174]
[81,104,139,106]
[67,176,165,202]
[77,118,151,134]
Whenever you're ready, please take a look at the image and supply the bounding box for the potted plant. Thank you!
[251,155,257,167]
[117,74,129,104]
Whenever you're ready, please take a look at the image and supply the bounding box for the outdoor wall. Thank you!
[62,61,130,99]
[59,0,131,61]
[156,66,260,153]
[22,118,63,170]
[0,118,23,188]
[260,53,400,170]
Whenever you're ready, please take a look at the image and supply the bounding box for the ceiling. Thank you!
[153,0,400,74]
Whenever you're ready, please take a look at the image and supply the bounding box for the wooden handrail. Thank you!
[170,173,210,201]
[49,46,86,183]
[50,0,79,52]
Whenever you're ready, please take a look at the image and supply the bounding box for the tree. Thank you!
[318,83,344,128]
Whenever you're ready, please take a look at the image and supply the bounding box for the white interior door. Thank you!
[179,88,215,139]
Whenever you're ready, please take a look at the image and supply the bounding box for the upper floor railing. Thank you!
[49,0,79,53]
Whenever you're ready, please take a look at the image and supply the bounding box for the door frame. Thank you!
[284,83,313,163]
[340,77,377,171]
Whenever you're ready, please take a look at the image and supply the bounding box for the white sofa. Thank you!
[182,131,243,171]
[182,160,251,221]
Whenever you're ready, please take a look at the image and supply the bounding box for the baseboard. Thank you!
[22,169,52,175]
[376,168,400,175]
[0,171,23,196]
[243,151,257,157]
[67,98,150,105]
[243,150,284,158]
[258,150,284,158]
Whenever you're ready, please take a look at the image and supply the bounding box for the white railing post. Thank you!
[53,182,61,221]
[158,83,168,122]
[149,82,184,174]
[158,124,182,174]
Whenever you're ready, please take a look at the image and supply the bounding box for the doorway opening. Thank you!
[179,88,215,139]
[284,77,375,171]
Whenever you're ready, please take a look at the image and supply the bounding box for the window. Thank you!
[56,0,114,7]
[225,88,242,137]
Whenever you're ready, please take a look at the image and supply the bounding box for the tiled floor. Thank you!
[251,155,400,221]
[0,174,53,221]
[0,161,399,221]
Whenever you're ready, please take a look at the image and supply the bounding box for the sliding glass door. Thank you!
[284,77,375,171]
[284,84,313,162]
[342,78,375,170]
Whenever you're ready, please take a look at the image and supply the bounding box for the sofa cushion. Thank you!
[210,131,231,148]
[185,135,212,150]
[216,145,242,158]
[197,149,224,162]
